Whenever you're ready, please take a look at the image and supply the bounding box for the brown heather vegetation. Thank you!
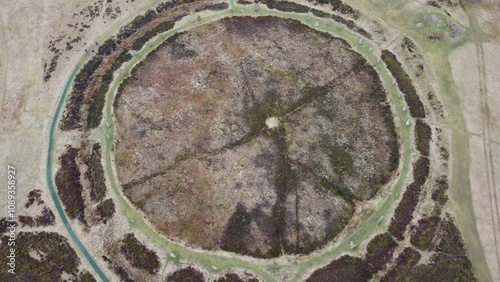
[120,233,160,275]
[215,273,260,282]
[382,49,426,119]
[96,198,116,223]
[415,119,432,157]
[18,207,56,227]
[85,143,107,202]
[25,189,44,208]
[306,255,371,282]
[388,157,430,240]
[167,266,205,282]
[114,16,398,258]
[381,247,422,282]
[306,232,398,281]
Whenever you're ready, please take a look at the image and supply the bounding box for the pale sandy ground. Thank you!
[450,33,500,282]
[450,43,482,136]
[469,135,500,282]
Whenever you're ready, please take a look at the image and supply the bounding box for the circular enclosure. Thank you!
[114,16,398,258]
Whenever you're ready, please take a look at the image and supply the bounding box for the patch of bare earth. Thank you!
[114,16,398,258]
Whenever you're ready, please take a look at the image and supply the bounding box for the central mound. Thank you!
[114,16,398,258]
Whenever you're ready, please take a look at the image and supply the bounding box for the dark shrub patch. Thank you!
[215,273,244,282]
[86,69,111,128]
[60,56,103,130]
[382,104,400,174]
[381,49,426,118]
[437,216,467,254]
[413,156,430,186]
[409,216,441,251]
[85,143,107,201]
[86,71,111,128]
[0,218,7,234]
[329,0,343,9]
[365,232,398,274]
[415,119,432,157]
[388,185,416,240]
[0,232,80,281]
[18,216,37,227]
[97,38,117,57]
[43,54,59,82]
[71,56,103,98]
[205,2,229,10]
[55,146,86,223]
[427,1,441,8]
[37,207,56,226]
[312,0,330,4]
[156,0,196,14]
[96,198,116,223]
[261,0,310,13]
[306,255,371,282]
[87,51,132,129]
[381,247,421,282]
[112,49,133,72]
[25,189,43,208]
[120,233,160,274]
[117,9,158,40]
[114,265,134,282]
[388,157,430,240]
[220,203,253,255]
[328,144,354,176]
[328,0,360,19]
[167,266,205,282]
[330,14,371,38]
[130,20,175,51]
[78,271,97,282]
[103,255,134,282]
[432,175,449,207]
[338,3,359,19]
[394,253,476,281]
[19,207,56,227]
[311,8,331,18]
[401,36,417,53]
[166,32,199,60]
[215,273,260,282]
